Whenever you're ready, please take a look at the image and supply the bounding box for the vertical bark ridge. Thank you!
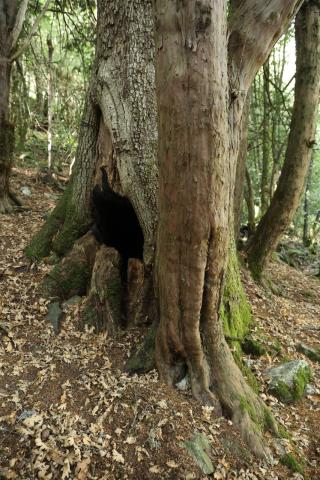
[155,0,229,406]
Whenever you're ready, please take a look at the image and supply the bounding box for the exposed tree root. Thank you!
[0,190,21,214]
[207,337,278,461]
[80,246,123,333]
[125,322,158,374]
[42,231,99,300]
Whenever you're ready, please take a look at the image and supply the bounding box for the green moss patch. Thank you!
[280,453,304,476]
[25,190,68,260]
[241,337,266,356]
[297,343,320,363]
[221,245,252,349]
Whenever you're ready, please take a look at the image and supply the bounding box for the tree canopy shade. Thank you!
[25,0,309,461]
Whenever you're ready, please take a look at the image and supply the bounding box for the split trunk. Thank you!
[28,0,304,459]
[247,0,320,280]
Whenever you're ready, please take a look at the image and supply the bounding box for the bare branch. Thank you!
[10,0,52,62]
[228,0,304,93]
[9,0,29,50]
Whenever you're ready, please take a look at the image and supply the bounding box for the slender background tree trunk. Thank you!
[260,60,271,216]
[247,0,320,280]
[233,95,250,238]
[303,154,313,247]
[245,167,256,235]
[0,57,15,213]
[0,0,52,212]
[47,35,54,176]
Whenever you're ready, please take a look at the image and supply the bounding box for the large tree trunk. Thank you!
[27,0,158,262]
[154,0,230,400]
[246,0,320,281]
[27,0,159,331]
[153,0,301,459]
[27,0,303,459]
[0,59,15,213]
[0,4,16,214]
[154,0,304,459]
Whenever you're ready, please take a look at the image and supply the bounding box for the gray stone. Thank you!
[264,360,312,403]
[21,186,31,196]
[176,375,190,391]
[46,301,63,334]
[182,433,214,475]
[18,410,37,421]
[305,384,317,395]
[62,295,82,309]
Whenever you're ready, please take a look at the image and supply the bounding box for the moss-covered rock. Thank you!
[265,360,312,403]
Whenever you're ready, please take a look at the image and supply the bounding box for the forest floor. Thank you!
[0,168,319,480]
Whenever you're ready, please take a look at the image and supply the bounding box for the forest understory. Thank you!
[0,169,319,480]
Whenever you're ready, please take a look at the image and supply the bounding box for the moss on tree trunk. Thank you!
[41,232,99,299]
[221,244,251,347]
[26,187,70,260]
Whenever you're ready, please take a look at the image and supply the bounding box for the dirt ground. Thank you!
[0,168,319,480]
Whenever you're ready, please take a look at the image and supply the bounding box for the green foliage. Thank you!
[245,27,295,225]
[10,1,96,171]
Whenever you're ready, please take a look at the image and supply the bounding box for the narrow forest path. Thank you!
[0,169,319,480]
